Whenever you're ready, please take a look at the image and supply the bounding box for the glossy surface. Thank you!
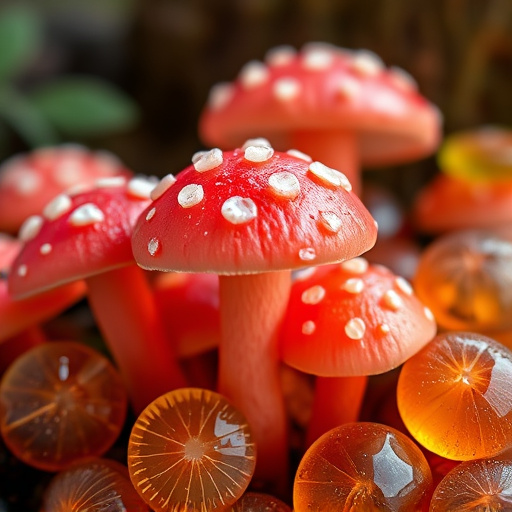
[397,332,512,461]
[128,388,256,512]
[430,457,512,511]
[0,342,127,471]
[230,492,292,512]
[414,229,512,331]
[42,458,149,511]
[439,126,512,182]
[294,422,433,511]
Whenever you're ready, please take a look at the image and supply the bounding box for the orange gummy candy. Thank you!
[230,492,291,512]
[293,422,433,511]
[42,458,149,511]
[128,387,256,512]
[397,331,512,461]
[0,341,127,472]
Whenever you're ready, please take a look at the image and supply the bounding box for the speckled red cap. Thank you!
[199,43,441,167]
[0,144,132,234]
[131,140,378,274]
[8,175,156,299]
[281,258,437,376]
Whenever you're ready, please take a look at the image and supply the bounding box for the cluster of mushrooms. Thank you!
[1,42,512,511]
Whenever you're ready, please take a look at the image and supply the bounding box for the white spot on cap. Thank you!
[379,324,391,334]
[178,184,204,208]
[40,243,52,255]
[192,151,208,164]
[55,159,83,186]
[273,78,301,101]
[151,174,176,201]
[43,194,72,221]
[94,150,123,173]
[265,45,296,67]
[12,169,42,195]
[208,82,234,110]
[287,149,312,162]
[244,145,274,162]
[341,257,368,274]
[148,237,159,256]
[302,321,316,335]
[268,172,300,199]
[341,278,365,294]
[299,248,316,261]
[96,176,127,188]
[17,264,27,277]
[308,161,352,191]
[19,215,44,242]
[318,211,343,233]
[239,60,269,89]
[389,66,417,91]
[69,203,105,226]
[383,289,403,310]
[336,77,362,99]
[242,138,271,150]
[146,207,156,221]
[294,267,316,281]
[193,148,223,172]
[221,196,257,224]
[424,306,434,321]
[345,318,366,340]
[302,48,334,70]
[395,277,413,295]
[351,50,384,76]
[301,285,326,305]
[127,177,156,199]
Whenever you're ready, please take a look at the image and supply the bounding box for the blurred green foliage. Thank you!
[0,3,138,157]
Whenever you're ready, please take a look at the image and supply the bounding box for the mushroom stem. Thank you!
[218,271,290,493]
[290,130,360,195]
[306,375,367,447]
[86,265,187,413]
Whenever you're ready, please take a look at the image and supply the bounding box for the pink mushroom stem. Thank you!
[86,264,187,413]
[290,130,360,195]
[306,375,367,447]
[218,271,290,493]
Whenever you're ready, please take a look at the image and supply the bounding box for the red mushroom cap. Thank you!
[0,234,85,341]
[199,43,441,167]
[131,141,377,274]
[8,176,156,299]
[280,258,437,376]
[0,145,132,234]
[413,173,512,233]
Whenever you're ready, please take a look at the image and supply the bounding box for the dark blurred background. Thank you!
[1,0,512,199]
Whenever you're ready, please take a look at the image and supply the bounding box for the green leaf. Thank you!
[28,77,139,137]
[0,5,42,80]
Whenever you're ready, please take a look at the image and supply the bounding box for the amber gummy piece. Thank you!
[397,332,512,461]
[229,492,291,512]
[0,341,127,472]
[128,387,256,512]
[42,458,149,512]
[414,229,512,331]
[294,422,433,512]
[429,456,512,511]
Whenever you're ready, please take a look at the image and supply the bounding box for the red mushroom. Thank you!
[280,258,437,445]
[0,234,85,372]
[8,176,186,412]
[199,43,441,194]
[131,140,377,489]
[0,144,132,234]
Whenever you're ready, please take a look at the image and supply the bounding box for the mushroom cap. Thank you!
[413,173,512,234]
[8,176,156,299]
[280,258,437,376]
[199,43,441,167]
[0,234,85,341]
[131,143,377,274]
[0,145,132,234]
